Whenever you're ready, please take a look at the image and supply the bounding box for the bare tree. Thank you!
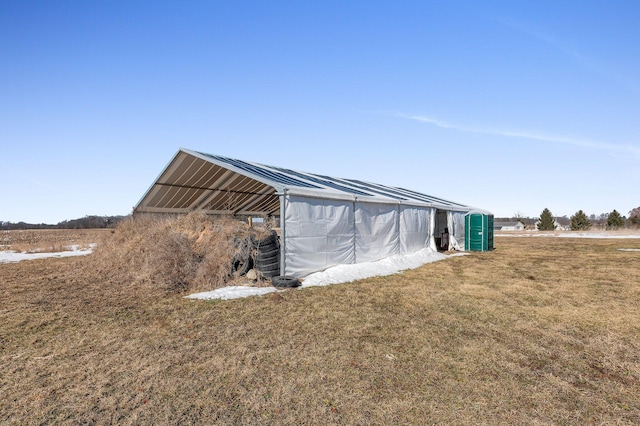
[630,206,640,226]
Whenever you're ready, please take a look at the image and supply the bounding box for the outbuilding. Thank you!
[494,221,525,231]
[134,148,490,277]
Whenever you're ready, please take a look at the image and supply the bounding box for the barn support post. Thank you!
[396,203,401,255]
[352,198,357,264]
[279,190,287,276]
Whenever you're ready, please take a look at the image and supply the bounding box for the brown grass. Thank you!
[1,229,107,253]
[1,235,639,424]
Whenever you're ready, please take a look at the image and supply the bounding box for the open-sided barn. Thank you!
[134,148,490,277]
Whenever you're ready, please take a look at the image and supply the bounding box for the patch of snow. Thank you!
[301,247,462,288]
[0,245,95,264]
[186,248,465,300]
[185,286,280,300]
[617,248,640,252]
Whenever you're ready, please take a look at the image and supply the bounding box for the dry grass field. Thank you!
[1,228,109,253]
[1,228,639,424]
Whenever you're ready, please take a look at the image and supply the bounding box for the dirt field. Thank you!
[1,233,639,424]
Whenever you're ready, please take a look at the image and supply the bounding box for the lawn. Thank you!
[1,234,639,424]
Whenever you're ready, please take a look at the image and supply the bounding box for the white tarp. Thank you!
[355,203,399,263]
[283,194,437,277]
[283,195,355,277]
[399,206,431,253]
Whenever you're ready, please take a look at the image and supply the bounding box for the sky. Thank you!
[1,1,639,224]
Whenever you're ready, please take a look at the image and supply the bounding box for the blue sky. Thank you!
[2,1,639,223]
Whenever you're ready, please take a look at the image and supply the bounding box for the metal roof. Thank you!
[134,148,472,216]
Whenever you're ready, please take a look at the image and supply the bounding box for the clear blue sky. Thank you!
[2,1,639,224]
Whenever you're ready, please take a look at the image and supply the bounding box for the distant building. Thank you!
[553,221,568,231]
[494,221,525,231]
[533,219,567,231]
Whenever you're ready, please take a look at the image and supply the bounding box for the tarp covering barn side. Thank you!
[282,194,356,278]
[399,206,432,253]
[282,193,436,277]
[355,202,400,263]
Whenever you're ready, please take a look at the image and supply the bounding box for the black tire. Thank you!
[256,261,280,275]
[257,246,278,257]
[231,256,253,277]
[271,276,300,288]
[257,268,280,278]
[257,262,279,271]
[256,241,280,253]
[256,249,280,263]
[251,231,278,249]
[260,267,280,279]
[256,258,279,270]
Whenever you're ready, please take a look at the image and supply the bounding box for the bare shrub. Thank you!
[262,215,280,230]
[190,218,249,291]
[91,213,273,294]
[149,231,199,292]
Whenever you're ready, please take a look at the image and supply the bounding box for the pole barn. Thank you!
[134,148,490,277]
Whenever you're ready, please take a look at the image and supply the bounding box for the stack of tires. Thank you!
[252,230,280,279]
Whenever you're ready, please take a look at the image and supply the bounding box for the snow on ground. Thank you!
[185,286,281,300]
[186,248,465,301]
[0,245,95,263]
[301,248,464,288]
[617,248,640,252]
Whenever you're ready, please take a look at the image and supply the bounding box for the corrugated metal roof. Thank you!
[134,148,472,216]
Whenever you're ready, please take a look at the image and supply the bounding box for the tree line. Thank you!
[535,207,639,231]
[0,215,127,230]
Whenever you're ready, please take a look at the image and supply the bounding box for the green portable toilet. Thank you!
[465,211,494,252]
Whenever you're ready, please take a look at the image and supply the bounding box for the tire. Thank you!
[251,231,278,249]
[256,258,279,270]
[260,268,280,279]
[272,276,300,288]
[257,239,278,249]
[257,262,279,271]
[256,246,279,261]
[231,256,253,277]
[262,265,280,272]
[256,260,280,278]
[256,245,278,259]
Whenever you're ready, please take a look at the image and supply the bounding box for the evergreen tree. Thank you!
[607,209,625,229]
[537,208,556,230]
[570,210,592,231]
